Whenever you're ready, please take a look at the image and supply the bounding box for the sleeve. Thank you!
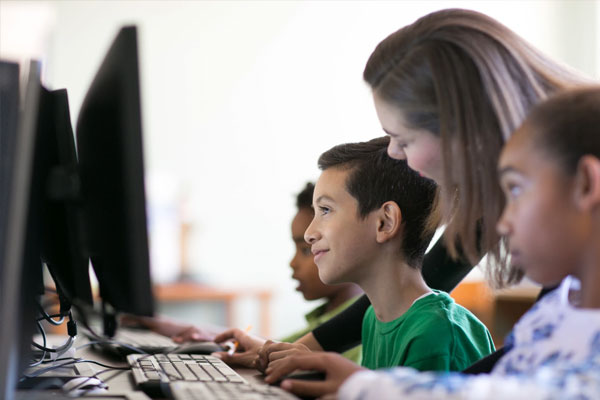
[338,363,600,400]
[312,295,370,353]
[311,236,474,353]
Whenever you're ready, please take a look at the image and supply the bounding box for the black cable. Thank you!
[37,301,64,326]
[37,313,63,322]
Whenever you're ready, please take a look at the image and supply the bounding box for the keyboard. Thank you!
[85,326,180,356]
[128,353,249,397]
[170,380,300,400]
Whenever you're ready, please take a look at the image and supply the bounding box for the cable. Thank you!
[22,357,130,380]
[37,301,64,326]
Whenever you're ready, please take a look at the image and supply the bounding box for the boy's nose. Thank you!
[304,222,318,244]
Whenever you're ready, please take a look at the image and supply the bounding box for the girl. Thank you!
[267,86,600,400]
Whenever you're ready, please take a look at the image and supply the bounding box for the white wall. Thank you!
[1,0,598,338]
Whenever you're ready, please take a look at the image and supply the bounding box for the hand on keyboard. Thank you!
[256,340,312,373]
[263,352,364,399]
[212,328,266,368]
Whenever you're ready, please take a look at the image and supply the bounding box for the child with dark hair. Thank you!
[266,88,600,399]
[279,182,363,362]
[219,137,494,372]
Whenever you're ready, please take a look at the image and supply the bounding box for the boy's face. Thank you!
[290,207,347,301]
[497,126,587,286]
[305,167,379,285]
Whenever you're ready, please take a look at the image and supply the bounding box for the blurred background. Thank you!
[2,0,599,344]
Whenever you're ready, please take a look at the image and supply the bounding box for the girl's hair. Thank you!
[364,8,589,287]
[525,87,600,174]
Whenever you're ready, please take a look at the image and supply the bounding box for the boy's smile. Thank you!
[304,167,378,285]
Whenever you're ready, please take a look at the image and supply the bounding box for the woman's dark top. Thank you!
[312,237,474,353]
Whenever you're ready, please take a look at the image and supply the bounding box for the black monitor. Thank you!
[0,60,20,276]
[76,25,154,336]
[35,86,94,314]
[0,60,45,400]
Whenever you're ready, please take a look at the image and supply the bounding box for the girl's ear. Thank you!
[574,155,600,211]
[375,201,402,243]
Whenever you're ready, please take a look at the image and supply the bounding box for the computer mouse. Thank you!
[171,341,226,355]
[62,376,108,396]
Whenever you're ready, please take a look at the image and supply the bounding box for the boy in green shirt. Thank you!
[301,136,494,371]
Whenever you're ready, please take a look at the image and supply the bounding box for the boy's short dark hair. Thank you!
[318,136,437,268]
[296,182,315,211]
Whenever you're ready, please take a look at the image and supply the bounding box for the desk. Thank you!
[153,282,273,336]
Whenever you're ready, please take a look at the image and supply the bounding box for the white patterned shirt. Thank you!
[338,276,600,399]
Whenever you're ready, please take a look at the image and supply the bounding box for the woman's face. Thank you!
[373,93,444,183]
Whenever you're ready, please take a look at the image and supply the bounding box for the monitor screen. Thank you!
[76,25,154,336]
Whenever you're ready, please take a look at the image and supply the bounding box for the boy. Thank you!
[235,136,494,372]
[304,136,494,371]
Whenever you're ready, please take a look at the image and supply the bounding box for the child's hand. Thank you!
[256,340,312,372]
[263,352,364,399]
[212,328,266,368]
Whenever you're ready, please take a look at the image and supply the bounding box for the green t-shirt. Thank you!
[280,297,362,363]
[361,291,494,371]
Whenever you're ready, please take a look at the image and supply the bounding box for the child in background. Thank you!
[279,182,363,362]
[266,87,600,399]
[218,137,494,372]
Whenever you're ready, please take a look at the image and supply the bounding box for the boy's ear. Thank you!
[375,201,402,244]
[574,155,600,211]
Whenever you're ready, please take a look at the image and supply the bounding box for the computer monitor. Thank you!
[0,60,45,400]
[76,25,154,336]
[35,86,93,314]
[0,60,20,278]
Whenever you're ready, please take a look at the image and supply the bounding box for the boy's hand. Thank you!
[263,352,364,399]
[256,340,312,372]
[212,328,266,368]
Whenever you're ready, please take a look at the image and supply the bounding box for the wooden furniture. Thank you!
[450,280,540,346]
[153,282,273,337]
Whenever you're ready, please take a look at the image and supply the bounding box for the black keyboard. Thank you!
[170,381,300,400]
[128,353,247,397]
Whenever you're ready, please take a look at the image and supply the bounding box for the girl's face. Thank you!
[496,126,588,287]
[373,93,444,183]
